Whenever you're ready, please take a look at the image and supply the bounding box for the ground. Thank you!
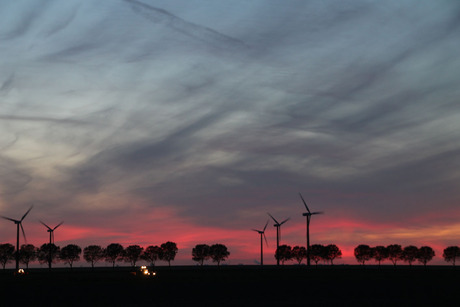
[1,265,458,306]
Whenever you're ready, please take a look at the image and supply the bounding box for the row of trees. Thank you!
[0,242,178,269]
[354,245,460,267]
[191,244,230,266]
[275,244,342,265]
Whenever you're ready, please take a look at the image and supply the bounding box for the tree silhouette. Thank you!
[372,246,388,267]
[275,245,292,265]
[210,244,230,266]
[402,245,419,266]
[38,243,60,270]
[442,246,460,266]
[292,246,307,265]
[19,244,37,269]
[60,244,82,269]
[324,244,342,265]
[192,244,211,266]
[141,245,162,267]
[0,243,14,270]
[417,246,435,267]
[387,244,403,267]
[160,242,178,267]
[310,244,325,267]
[354,245,372,265]
[83,245,105,269]
[124,245,144,267]
[105,243,124,268]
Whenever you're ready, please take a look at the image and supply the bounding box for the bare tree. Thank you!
[0,243,15,270]
[443,246,460,266]
[141,245,162,267]
[83,245,105,268]
[417,246,435,267]
[354,245,372,265]
[105,243,124,268]
[192,244,211,266]
[60,244,82,269]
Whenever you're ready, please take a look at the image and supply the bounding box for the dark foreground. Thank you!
[1,265,459,306]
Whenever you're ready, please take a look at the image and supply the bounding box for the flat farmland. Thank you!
[1,265,458,306]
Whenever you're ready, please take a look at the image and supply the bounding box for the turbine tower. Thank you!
[252,220,269,265]
[1,206,33,270]
[40,221,63,244]
[268,213,289,266]
[299,193,324,266]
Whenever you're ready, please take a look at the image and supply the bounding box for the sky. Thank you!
[1,0,460,266]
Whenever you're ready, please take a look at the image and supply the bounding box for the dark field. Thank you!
[1,265,459,306]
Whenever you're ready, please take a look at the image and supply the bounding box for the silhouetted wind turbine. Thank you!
[299,193,324,266]
[268,213,290,266]
[252,220,269,266]
[1,206,33,270]
[40,221,63,244]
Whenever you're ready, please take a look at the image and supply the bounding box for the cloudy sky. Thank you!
[1,0,459,265]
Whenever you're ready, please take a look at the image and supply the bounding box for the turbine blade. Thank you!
[21,206,33,221]
[280,217,290,225]
[263,220,269,232]
[252,229,261,233]
[299,193,311,214]
[1,216,18,223]
[20,223,27,243]
[311,211,324,215]
[263,233,269,247]
[267,213,279,224]
[53,221,64,230]
[40,220,52,230]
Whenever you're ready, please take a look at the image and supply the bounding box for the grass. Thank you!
[1,265,459,306]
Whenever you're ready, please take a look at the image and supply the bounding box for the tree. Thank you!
[19,244,38,269]
[402,245,419,266]
[275,245,292,265]
[354,245,372,265]
[0,243,15,270]
[372,246,388,267]
[160,242,178,267]
[105,243,124,268]
[417,246,435,267]
[291,246,307,265]
[38,243,60,270]
[387,244,403,267]
[83,245,105,268]
[443,246,460,266]
[210,244,230,266]
[192,244,211,266]
[124,245,144,267]
[310,244,325,267]
[60,244,82,269]
[141,245,162,267]
[324,244,342,265]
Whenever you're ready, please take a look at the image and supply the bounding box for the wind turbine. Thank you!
[267,213,290,266]
[40,221,63,244]
[252,220,269,266]
[1,206,33,270]
[299,193,324,266]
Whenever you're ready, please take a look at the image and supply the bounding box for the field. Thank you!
[1,265,459,306]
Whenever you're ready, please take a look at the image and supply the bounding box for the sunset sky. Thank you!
[1,0,459,266]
